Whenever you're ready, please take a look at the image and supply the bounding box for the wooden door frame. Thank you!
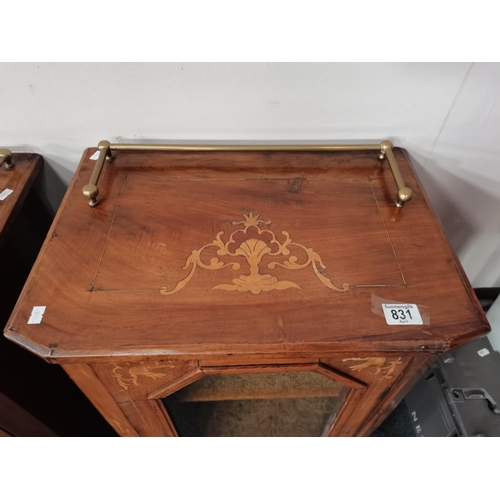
[64,354,433,437]
[146,361,367,437]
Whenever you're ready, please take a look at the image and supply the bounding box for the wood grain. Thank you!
[321,355,411,436]
[0,154,42,249]
[355,354,436,436]
[92,360,199,403]
[62,364,138,437]
[3,146,490,437]
[148,367,204,400]
[4,148,488,362]
[118,399,174,437]
[327,388,366,437]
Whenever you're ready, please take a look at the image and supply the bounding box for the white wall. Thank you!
[1,62,499,287]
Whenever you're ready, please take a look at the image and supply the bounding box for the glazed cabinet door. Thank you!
[63,354,433,437]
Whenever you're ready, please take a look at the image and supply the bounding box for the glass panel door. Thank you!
[162,370,347,437]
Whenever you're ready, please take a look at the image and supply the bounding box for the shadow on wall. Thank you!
[407,150,500,287]
[33,160,66,218]
[32,149,83,217]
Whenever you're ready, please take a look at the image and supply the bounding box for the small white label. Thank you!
[382,303,423,325]
[27,306,46,325]
[478,348,490,357]
[89,151,100,160]
[0,188,14,200]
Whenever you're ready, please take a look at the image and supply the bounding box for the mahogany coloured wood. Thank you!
[0,154,41,248]
[1,153,116,437]
[4,147,490,436]
[0,427,12,437]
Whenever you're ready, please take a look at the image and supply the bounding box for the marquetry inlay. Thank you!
[160,212,349,295]
[111,362,174,391]
[342,357,402,379]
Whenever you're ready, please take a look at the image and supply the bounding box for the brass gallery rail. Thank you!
[81,139,413,209]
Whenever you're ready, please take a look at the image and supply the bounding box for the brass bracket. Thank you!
[0,149,14,170]
[82,140,413,208]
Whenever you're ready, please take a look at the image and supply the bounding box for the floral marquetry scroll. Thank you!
[160,212,349,296]
[111,361,174,390]
[342,357,403,379]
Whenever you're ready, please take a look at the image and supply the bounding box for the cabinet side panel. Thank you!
[321,355,411,436]
[355,354,436,436]
[118,400,175,437]
[63,363,138,437]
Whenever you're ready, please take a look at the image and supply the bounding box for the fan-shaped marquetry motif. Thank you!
[160,212,349,295]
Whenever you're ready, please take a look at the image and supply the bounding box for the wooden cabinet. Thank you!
[0,152,115,437]
[0,152,56,437]
[4,141,489,436]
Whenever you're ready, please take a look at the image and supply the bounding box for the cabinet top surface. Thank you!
[0,154,42,247]
[5,147,488,362]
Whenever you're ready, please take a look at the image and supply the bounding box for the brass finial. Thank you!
[0,148,14,170]
[396,187,414,207]
[82,184,99,207]
[379,140,393,160]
